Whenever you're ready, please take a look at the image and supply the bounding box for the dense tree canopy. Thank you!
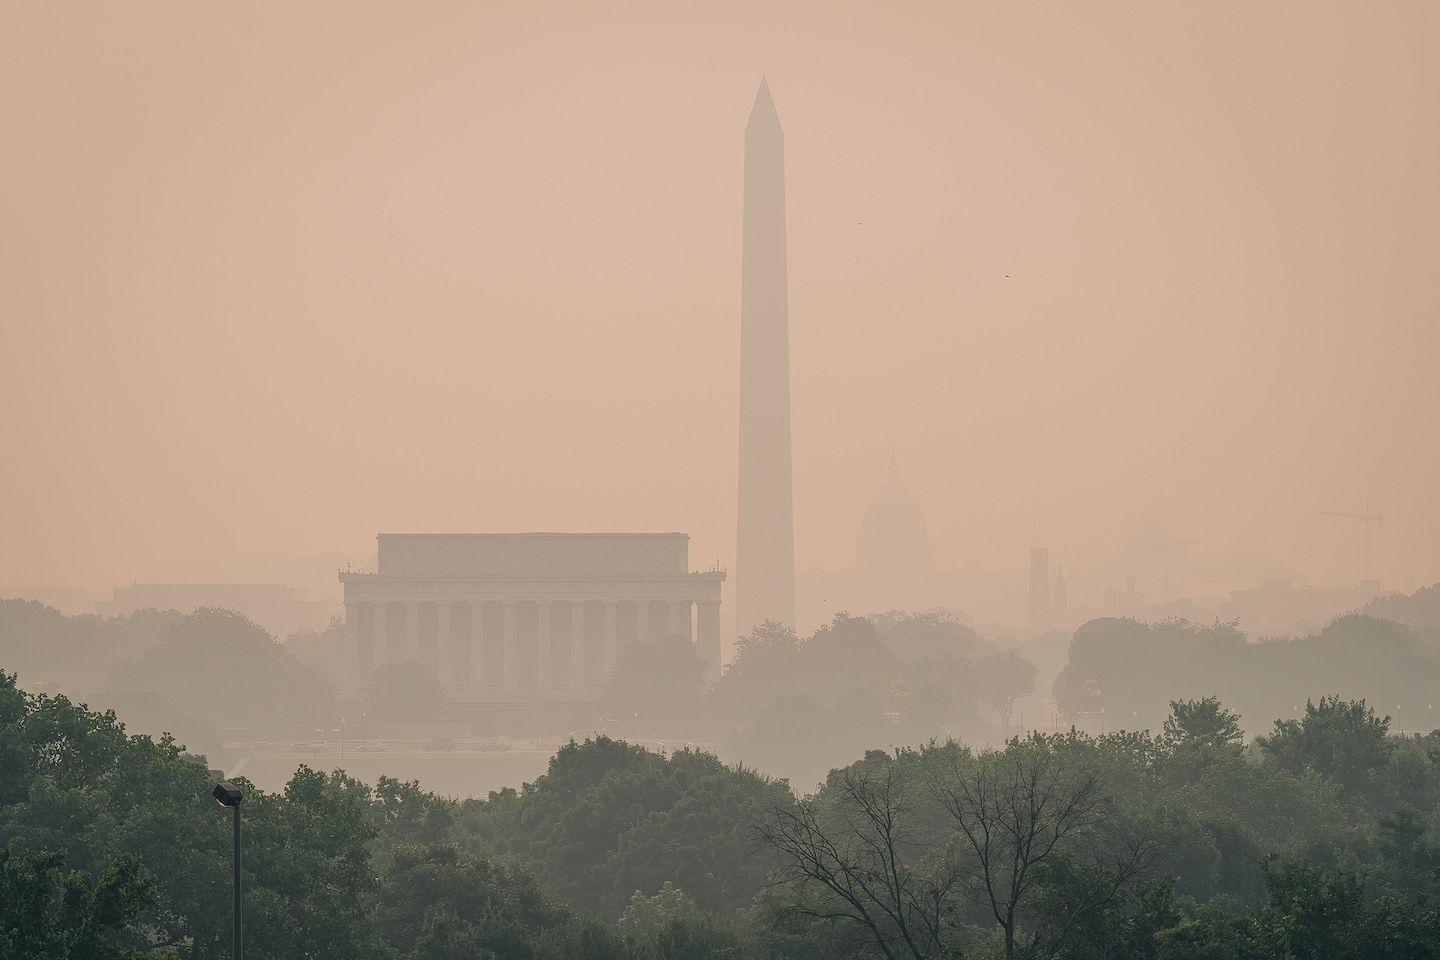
[0,600,182,694]
[1054,614,1440,737]
[8,589,1440,959]
[0,602,337,745]
[112,607,335,731]
[699,612,1036,786]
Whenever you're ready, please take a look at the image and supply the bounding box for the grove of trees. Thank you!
[8,588,1440,956]
[605,612,1040,789]
[1054,613,1440,737]
[5,667,1440,958]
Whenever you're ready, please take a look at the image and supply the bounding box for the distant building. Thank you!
[1104,576,1146,615]
[1051,565,1068,621]
[96,583,329,639]
[1028,546,1051,630]
[339,533,725,696]
[1223,577,1381,635]
[855,451,934,610]
[1115,511,1196,603]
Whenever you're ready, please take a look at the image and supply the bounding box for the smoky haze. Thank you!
[8,5,1440,958]
[3,1,1438,618]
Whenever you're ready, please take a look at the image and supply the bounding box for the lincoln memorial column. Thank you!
[405,602,420,662]
[633,600,649,648]
[503,602,518,689]
[536,600,551,689]
[435,602,450,685]
[418,602,438,679]
[483,602,503,687]
[603,601,618,680]
[386,602,405,664]
[451,601,473,690]
[355,602,375,683]
[463,600,482,689]
[698,601,722,684]
[344,603,357,686]
[570,601,586,689]
[667,600,691,643]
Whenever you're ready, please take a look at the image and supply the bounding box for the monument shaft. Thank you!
[736,79,796,636]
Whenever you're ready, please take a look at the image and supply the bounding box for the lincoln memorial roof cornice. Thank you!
[339,571,726,583]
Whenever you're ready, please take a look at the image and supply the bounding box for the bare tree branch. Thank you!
[927,743,1131,960]
[753,762,954,960]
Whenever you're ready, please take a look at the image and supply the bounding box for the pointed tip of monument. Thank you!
[749,76,780,127]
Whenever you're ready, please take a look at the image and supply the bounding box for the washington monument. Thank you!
[736,78,796,637]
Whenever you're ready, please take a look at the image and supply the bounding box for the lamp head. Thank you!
[213,782,243,808]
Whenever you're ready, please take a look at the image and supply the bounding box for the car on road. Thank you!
[423,737,455,752]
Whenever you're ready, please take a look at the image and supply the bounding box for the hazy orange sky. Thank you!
[3,1,1436,607]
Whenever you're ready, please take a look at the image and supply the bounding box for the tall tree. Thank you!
[754,759,957,960]
[929,741,1153,960]
[1163,696,1245,751]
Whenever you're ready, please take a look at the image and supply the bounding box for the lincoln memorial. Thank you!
[340,533,726,698]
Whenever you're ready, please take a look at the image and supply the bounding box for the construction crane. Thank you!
[1322,501,1385,586]
[1322,501,1384,526]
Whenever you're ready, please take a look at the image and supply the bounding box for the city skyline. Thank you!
[2,2,1436,603]
[4,6,1440,955]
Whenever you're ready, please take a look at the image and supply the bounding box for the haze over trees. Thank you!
[7,587,1440,954]
[5,669,1440,958]
[0,600,336,767]
[1054,613,1440,736]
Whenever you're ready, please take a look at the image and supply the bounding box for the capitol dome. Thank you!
[856,451,933,580]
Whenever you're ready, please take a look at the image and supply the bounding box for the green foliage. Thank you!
[374,842,574,959]
[1164,696,1245,751]
[113,607,336,731]
[602,637,707,726]
[284,617,347,686]
[0,848,159,960]
[243,767,384,960]
[484,737,790,920]
[1257,695,1392,806]
[619,882,702,941]
[1055,614,1440,740]
[0,672,380,959]
[632,915,748,960]
[710,612,1031,786]
[975,648,1037,728]
[728,693,891,793]
[5,667,1440,959]
[711,621,800,722]
[0,599,182,694]
[1255,857,1440,959]
[0,603,332,760]
[869,611,990,662]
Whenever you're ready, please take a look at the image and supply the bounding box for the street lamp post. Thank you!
[213,782,243,960]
